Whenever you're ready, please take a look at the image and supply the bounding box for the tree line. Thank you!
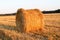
[42,9,60,14]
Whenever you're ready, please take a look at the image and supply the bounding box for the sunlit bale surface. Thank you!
[16,8,44,33]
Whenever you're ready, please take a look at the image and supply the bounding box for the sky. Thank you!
[0,0,60,14]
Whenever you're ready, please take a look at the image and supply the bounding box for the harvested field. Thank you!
[0,15,16,27]
[0,13,60,40]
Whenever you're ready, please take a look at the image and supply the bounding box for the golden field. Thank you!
[0,13,60,40]
[0,15,16,27]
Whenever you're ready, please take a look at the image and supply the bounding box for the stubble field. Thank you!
[0,13,60,40]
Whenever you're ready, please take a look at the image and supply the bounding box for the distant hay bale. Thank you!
[16,8,44,33]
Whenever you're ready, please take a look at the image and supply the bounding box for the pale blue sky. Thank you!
[0,0,60,14]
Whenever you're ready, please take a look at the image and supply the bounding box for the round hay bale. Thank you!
[16,8,44,33]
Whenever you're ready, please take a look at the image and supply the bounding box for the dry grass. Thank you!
[0,13,60,40]
[0,15,16,27]
[44,13,60,27]
[0,28,38,40]
[44,13,60,40]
